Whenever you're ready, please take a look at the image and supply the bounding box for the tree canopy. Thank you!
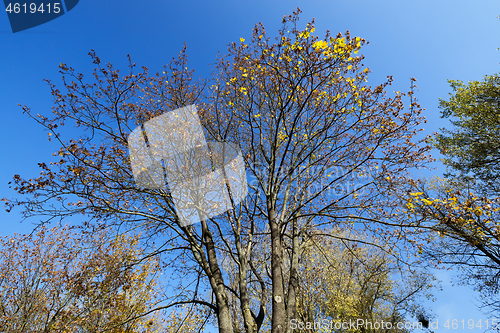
[0,225,164,332]
[436,73,500,194]
[5,9,434,333]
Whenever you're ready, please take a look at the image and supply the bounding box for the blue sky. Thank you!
[1,0,500,331]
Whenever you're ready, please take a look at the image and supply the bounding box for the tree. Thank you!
[435,73,500,194]
[5,9,432,333]
[197,10,431,332]
[405,177,500,314]
[221,226,435,333]
[294,228,434,333]
[0,225,164,332]
[404,73,500,314]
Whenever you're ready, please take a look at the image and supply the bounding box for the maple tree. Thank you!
[5,9,432,333]
[196,9,431,332]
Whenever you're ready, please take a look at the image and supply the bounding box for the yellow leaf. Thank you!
[312,40,328,50]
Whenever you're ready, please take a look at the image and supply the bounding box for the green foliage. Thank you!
[436,73,500,193]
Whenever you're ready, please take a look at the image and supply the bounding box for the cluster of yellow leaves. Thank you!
[406,190,500,241]
[310,36,362,59]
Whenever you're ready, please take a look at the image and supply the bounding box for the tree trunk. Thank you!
[200,218,234,333]
[285,218,300,333]
[269,204,286,333]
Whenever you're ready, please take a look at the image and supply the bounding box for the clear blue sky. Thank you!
[1,1,500,331]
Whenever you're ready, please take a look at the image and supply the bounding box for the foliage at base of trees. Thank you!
[0,225,164,332]
[294,228,434,333]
